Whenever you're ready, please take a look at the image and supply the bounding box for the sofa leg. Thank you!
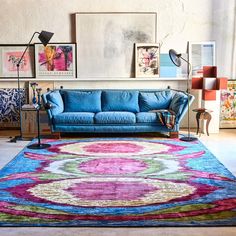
[169,131,179,139]
[52,132,61,139]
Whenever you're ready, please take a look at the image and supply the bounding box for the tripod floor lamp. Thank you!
[169,49,197,142]
[10,30,54,143]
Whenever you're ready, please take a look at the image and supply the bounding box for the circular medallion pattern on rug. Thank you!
[79,157,148,175]
[49,140,183,157]
[44,156,171,177]
[28,177,195,207]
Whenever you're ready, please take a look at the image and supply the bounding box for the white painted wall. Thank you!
[212,0,236,79]
[0,0,214,81]
[0,0,214,86]
[1,0,226,131]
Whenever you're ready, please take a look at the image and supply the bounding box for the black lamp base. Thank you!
[27,143,51,150]
[180,136,198,142]
[9,136,32,143]
[9,135,23,143]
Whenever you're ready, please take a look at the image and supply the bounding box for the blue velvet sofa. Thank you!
[42,89,194,138]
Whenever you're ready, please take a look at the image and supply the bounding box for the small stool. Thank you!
[192,108,212,136]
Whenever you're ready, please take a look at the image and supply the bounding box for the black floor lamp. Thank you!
[10,30,54,143]
[169,49,197,142]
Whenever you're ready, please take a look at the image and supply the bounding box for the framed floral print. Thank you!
[220,80,236,128]
[135,43,160,78]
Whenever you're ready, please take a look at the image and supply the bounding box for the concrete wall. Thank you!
[0,0,214,86]
[0,0,214,76]
[0,0,222,130]
[212,0,236,79]
[0,0,213,48]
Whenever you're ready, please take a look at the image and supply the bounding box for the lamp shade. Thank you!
[169,49,182,67]
[38,30,54,46]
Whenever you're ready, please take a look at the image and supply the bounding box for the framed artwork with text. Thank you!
[34,43,76,78]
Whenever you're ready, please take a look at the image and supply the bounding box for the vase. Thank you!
[32,91,37,104]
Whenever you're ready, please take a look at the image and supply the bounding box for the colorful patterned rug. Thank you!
[0,137,236,226]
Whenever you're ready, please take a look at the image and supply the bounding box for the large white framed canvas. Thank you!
[75,12,157,78]
[188,41,216,77]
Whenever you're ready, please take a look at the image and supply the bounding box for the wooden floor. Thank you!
[0,129,236,236]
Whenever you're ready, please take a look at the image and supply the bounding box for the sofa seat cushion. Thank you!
[102,90,139,112]
[136,112,162,124]
[95,112,136,124]
[139,90,172,112]
[53,112,95,125]
[64,91,102,113]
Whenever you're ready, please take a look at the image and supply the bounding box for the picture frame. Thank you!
[34,43,76,78]
[220,80,236,128]
[135,43,160,78]
[75,12,157,78]
[0,44,35,78]
[188,41,216,77]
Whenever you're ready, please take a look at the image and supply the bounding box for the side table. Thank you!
[192,108,212,136]
[22,104,51,138]
[22,104,51,149]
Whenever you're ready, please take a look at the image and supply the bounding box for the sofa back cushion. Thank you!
[169,92,188,117]
[46,90,64,115]
[64,90,102,112]
[102,91,139,112]
[139,90,172,112]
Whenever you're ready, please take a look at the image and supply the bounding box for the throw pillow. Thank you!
[102,90,139,112]
[139,90,172,112]
[64,90,102,112]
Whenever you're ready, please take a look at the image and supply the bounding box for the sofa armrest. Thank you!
[41,90,64,125]
[169,91,195,124]
[176,92,195,124]
[41,92,53,123]
[44,102,53,110]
